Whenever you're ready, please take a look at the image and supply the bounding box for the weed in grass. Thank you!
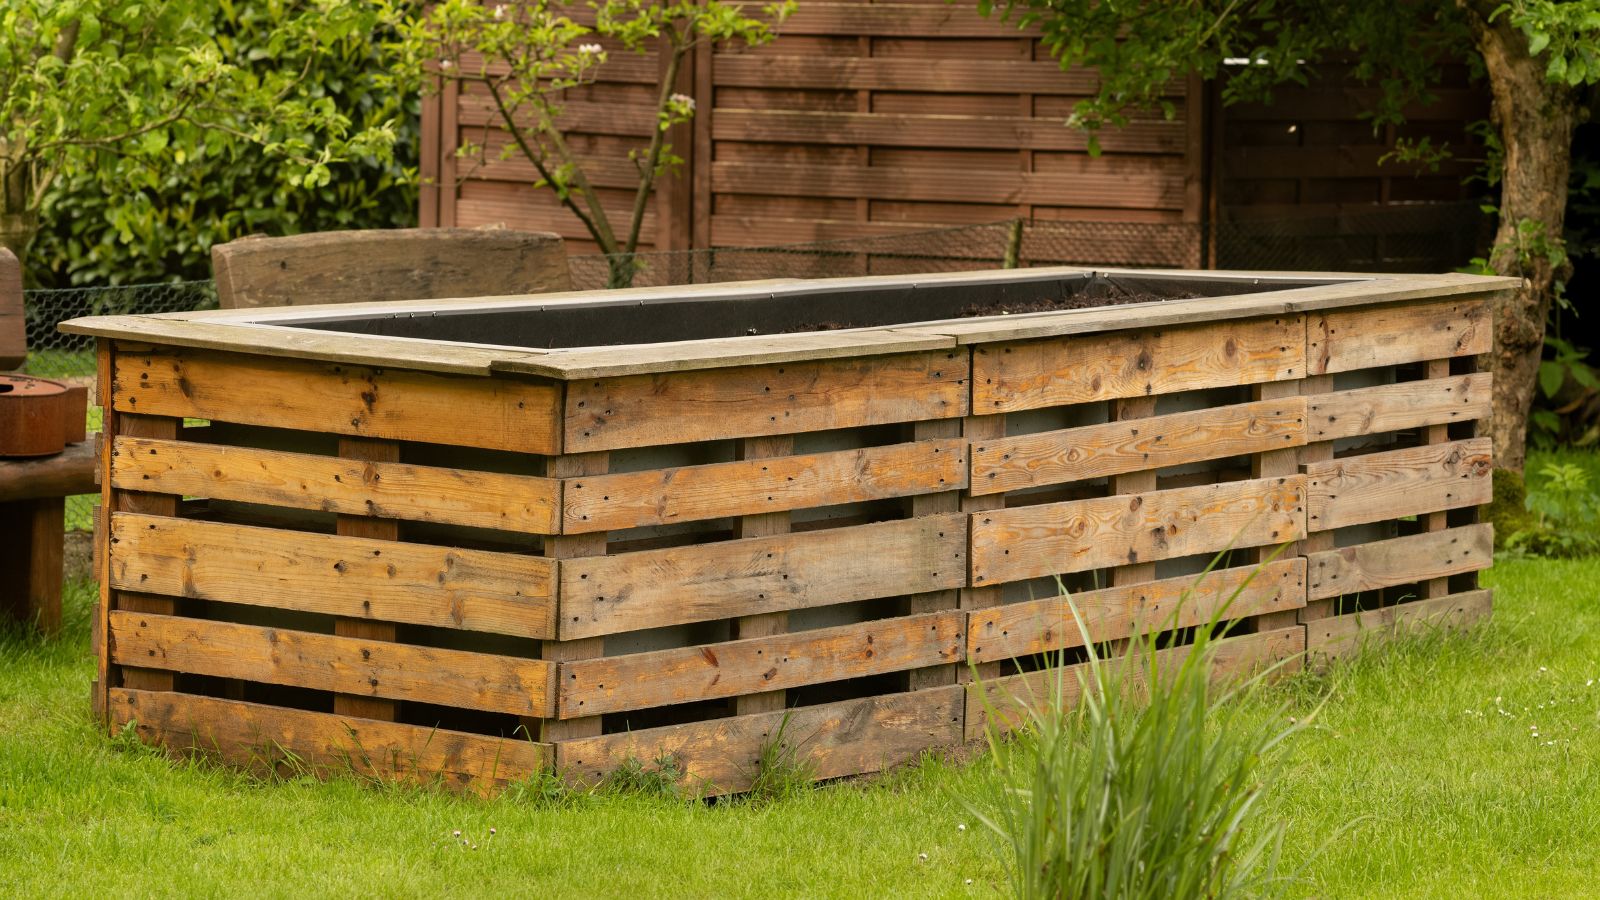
[600,752,686,799]
[744,710,816,804]
[968,560,1307,900]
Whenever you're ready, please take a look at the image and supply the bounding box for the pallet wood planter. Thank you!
[62,266,1513,794]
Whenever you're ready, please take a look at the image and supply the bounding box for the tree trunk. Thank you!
[1467,4,1578,473]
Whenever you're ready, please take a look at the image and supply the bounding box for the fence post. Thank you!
[1001,218,1024,269]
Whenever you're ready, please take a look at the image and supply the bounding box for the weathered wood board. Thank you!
[1306,373,1491,441]
[1310,298,1490,374]
[971,476,1306,585]
[1307,524,1493,600]
[1305,590,1492,663]
[1305,438,1492,531]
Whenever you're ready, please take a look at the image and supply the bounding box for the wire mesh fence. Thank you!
[19,205,1486,530]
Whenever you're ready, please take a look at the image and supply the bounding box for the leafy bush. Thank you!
[968,567,1303,899]
[27,2,417,288]
[1505,461,1600,558]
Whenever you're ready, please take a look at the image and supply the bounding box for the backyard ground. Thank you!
[2,458,1597,898]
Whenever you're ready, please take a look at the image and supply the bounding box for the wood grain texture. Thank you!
[562,438,966,533]
[563,349,968,452]
[111,436,561,534]
[973,316,1303,413]
[1305,438,1492,531]
[559,513,968,639]
[1306,372,1492,441]
[1310,298,1490,375]
[111,348,562,454]
[540,450,609,744]
[1306,523,1494,601]
[108,611,556,718]
[970,476,1306,586]
[969,627,1305,737]
[555,684,965,795]
[499,329,956,380]
[969,558,1305,664]
[211,228,570,309]
[560,611,963,718]
[108,513,555,638]
[109,689,549,792]
[0,247,22,369]
[971,396,1307,495]
[1305,590,1492,663]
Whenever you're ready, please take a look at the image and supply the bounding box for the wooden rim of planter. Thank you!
[58,265,1520,380]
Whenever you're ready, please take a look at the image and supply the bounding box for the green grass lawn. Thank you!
[3,554,1597,898]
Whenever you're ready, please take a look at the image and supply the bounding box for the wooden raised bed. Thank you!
[63,266,1512,794]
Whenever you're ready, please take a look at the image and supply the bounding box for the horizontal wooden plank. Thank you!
[555,684,964,794]
[968,558,1305,663]
[564,349,969,452]
[111,437,561,534]
[779,3,1036,36]
[712,109,1185,154]
[560,611,963,717]
[711,161,1184,210]
[1307,523,1494,600]
[1305,590,1492,663]
[498,329,956,380]
[109,611,556,718]
[112,348,563,454]
[109,689,548,791]
[1306,372,1491,441]
[713,53,1108,95]
[973,316,1304,413]
[564,438,966,533]
[969,627,1304,737]
[1305,438,1492,531]
[1311,298,1491,374]
[559,513,967,639]
[109,513,556,638]
[972,396,1307,495]
[971,475,1306,585]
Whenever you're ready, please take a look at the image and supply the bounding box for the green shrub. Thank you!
[968,567,1304,899]
[1505,461,1600,558]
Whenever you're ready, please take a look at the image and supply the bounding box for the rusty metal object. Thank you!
[0,374,86,457]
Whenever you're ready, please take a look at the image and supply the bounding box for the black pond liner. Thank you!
[282,270,1336,351]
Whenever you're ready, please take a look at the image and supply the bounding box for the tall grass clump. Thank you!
[969,561,1308,899]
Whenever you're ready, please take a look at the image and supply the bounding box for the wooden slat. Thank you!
[1306,523,1494,601]
[970,476,1306,586]
[111,348,563,455]
[970,627,1304,735]
[555,684,965,794]
[1306,372,1491,441]
[109,689,549,791]
[969,558,1305,664]
[713,53,1109,95]
[710,161,1184,210]
[1310,298,1490,375]
[778,3,1040,37]
[971,396,1307,495]
[1305,590,1492,663]
[1305,438,1492,531]
[111,436,561,534]
[559,513,967,639]
[332,437,402,721]
[564,349,968,452]
[560,611,963,718]
[562,438,965,533]
[973,316,1304,413]
[712,109,1185,154]
[108,611,557,718]
[730,434,794,716]
[108,513,556,638]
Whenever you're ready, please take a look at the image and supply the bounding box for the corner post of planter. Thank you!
[959,410,1006,741]
[332,437,402,721]
[731,435,793,715]
[899,418,964,692]
[540,449,610,743]
[1298,313,1339,623]
[1251,367,1312,632]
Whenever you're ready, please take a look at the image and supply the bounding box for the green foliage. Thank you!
[745,710,816,804]
[600,752,686,798]
[1494,0,1600,86]
[968,562,1303,899]
[1,0,403,283]
[25,3,418,287]
[383,0,792,287]
[1505,461,1600,558]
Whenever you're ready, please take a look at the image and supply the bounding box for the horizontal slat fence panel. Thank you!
[1305,590,1492,663]
[108,611,556,718]
[111,436,562,534]
[971,476,1307,586]
[560,611,963,718]
[563,437,965,532]
[1307,524,1494,601]
[973,316,1305,413]
[1305,438,1492,531]
[559,513,967,638]
[112,348,563,454]
[109,513,557,638]
[1310,298,1491,374]
[110,689,549,791]
[1306,373,1491,441]
[969,559,1305,664]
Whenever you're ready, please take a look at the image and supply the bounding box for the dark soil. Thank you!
[773,289,1199,334]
